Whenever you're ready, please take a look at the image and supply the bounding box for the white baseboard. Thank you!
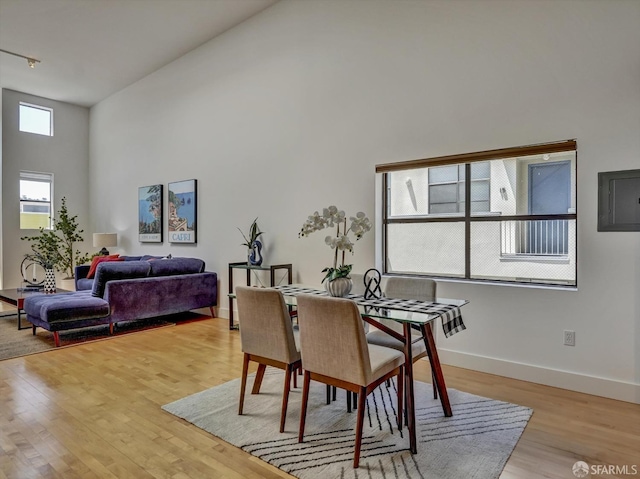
[438,349,640,404]
[212,310,639,404]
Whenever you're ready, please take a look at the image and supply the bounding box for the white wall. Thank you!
[90,0,640,403]
[2,89,91,287]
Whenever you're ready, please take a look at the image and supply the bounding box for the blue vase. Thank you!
[249,240,263,266]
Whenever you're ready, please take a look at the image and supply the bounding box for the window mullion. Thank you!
[465,163,471,279]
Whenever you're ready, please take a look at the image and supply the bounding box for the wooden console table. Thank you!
[227,262,292,330]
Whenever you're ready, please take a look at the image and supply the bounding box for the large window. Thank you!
[378,141,577,287]
[20,171,53,230]
[19,102,53,136]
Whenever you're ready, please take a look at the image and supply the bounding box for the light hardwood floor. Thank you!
[1,316,638,479]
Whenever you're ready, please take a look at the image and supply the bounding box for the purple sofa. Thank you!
[24,257,218,346]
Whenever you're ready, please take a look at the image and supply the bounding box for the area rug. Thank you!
[0,311,206,361]
[162,369,533,479]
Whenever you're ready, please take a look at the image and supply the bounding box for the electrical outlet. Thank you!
[564,330,575,346]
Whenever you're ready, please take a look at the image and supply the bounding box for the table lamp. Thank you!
[93,233,117,255]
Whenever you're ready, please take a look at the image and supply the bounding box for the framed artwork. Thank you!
[138,184,163,243]
[168,179,197,243]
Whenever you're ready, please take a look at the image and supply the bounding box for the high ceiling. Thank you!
[0,0,278,107]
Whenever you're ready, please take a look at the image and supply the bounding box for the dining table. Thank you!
[273,284,469,455]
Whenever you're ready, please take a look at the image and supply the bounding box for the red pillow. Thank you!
[86,254,122,279]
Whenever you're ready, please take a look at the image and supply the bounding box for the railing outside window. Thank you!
[501,219,569,256]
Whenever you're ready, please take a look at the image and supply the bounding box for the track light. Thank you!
[0,48,41,68]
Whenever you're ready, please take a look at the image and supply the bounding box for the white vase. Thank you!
[44,268,57,293]
[325,277,353,297]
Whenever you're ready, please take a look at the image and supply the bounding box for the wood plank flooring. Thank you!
[1,317,638,479]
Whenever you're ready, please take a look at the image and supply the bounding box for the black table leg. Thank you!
[17,309,30,330]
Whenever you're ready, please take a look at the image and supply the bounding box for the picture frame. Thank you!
[138,184,163,243]
[168,179,197,243]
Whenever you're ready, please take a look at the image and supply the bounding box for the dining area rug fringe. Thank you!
[162,369,532,479]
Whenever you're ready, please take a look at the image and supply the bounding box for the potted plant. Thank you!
[21,197,91,283]
[238,218,264,266]
[299,206,372,297]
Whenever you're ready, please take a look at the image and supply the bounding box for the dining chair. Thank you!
[327,272,366,407]
[366,276,438,399]
[236,286,302,433]
[296,294,404,468]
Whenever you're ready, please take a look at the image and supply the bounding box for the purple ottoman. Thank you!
[23,291,111,347]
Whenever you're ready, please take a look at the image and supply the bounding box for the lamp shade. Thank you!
[93,233,117,249]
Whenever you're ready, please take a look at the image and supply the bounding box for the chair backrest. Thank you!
[236,286,299,364]
[379,277,437,332]
[384,276,436,301]
[296,294,373,386]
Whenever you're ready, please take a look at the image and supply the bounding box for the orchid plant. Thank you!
[299,206,372,283]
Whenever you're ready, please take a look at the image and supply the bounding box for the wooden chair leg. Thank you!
[252,363,267,394]
[353,386,367,468]
[397,367,404,431]
[298,371,311,443]
[432,371,438,399]
[239,353,250,414]
[280,365,293,433]
[404,371,409,427]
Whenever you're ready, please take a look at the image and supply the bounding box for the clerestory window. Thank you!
[20,171,54,230]
[19,102,53,136]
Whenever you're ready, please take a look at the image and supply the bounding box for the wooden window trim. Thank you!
[375,140,576,173]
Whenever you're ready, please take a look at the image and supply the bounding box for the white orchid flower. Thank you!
[349,212,372,239]
[300,206,371,272]
[321,206,341,227]
[335,234,354,252]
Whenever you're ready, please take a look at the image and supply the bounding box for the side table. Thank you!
[228,262,292,330]
[0,288,70,330]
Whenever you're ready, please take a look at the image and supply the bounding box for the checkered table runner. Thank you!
[274,285,466,337]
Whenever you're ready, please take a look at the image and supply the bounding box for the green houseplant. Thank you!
[238,217,264,266]
[21,197,91,279]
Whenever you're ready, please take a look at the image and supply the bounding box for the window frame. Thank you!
[20,171,54,230]
[376,140,577,288]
